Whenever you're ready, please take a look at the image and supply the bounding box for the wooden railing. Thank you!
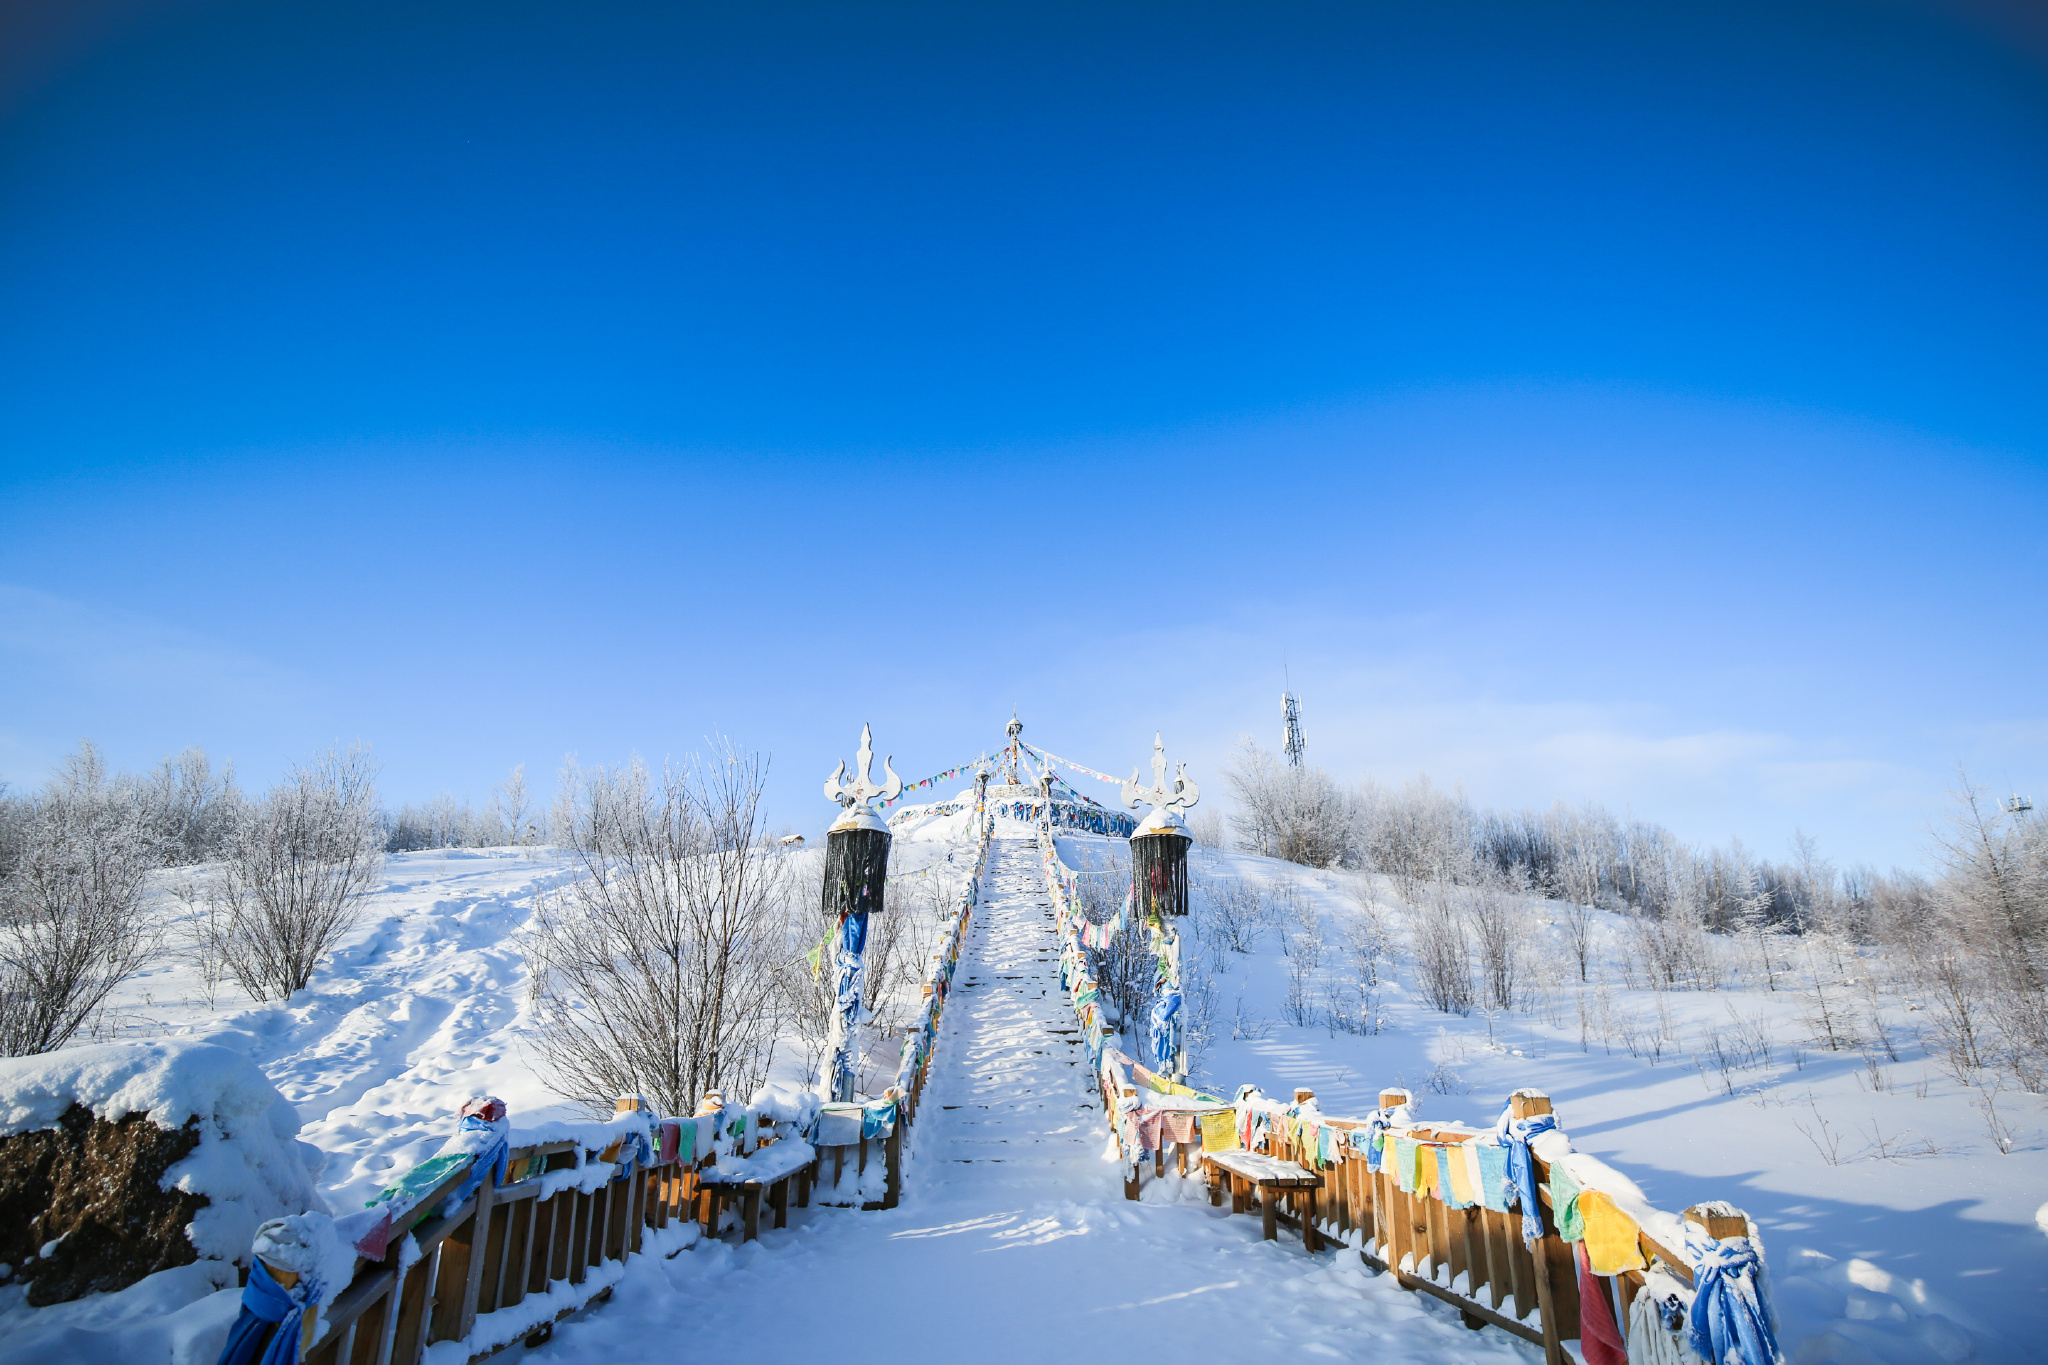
[1034,830,1767,1365]
[252,810,995,1364]
[290,1096,820,1365]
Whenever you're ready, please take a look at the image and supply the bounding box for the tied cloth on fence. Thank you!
[608,1124,654,1184]
[862,1096,899,1139]
[1549,1157,1585,1242]
[1201,1110,1240,1152]
[1147,990,1182,1071]
[216,1256,319,1365]
[433,1096,510,1218]
[1580,1188,1649,1274]
[1688,1232,1783,1365]
[1495,1100,1560,1246]
[1474,1141,1511,1212]
[1354,1098,1408,1172]
[1576,1242,1629,1365]
[1627,1266,1697,1365]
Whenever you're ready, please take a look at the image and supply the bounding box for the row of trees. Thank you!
[383,767,542,851]
[1223,739,2048,1090]
[0,742,382,1055]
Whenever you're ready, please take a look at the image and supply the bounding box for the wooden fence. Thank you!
[1036,829,1766,1365]
[289,1096,818,1365]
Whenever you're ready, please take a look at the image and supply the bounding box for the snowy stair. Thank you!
[916,834,1107,1185]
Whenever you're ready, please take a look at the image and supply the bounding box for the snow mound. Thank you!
[0,1039,326,1260]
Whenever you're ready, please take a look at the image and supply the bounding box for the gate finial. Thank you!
[1122,732,1200,817]
[824,723,902,831]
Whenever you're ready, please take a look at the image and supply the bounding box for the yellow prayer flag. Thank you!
[1444,1142,1477,1206]
[1201,1110,1240,1152]
[1579,1190,1649,1274]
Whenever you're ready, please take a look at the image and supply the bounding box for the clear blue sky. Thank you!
[2,1,2043,868]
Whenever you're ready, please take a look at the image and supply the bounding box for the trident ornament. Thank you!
[824,723,903,829]
[1122,732,1200,815]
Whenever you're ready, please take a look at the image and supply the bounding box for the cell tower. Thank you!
[1281,689,1305,768]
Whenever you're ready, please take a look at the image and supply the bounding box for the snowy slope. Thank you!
[5,816,2043,1365]
[1141,836,2048,1365]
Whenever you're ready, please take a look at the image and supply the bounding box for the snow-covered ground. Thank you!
[1153,836,2048,1365]
[4,811,2044,1365]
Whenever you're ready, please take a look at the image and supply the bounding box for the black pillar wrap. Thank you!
[1131,828,1190,918]
[823,825,891,922]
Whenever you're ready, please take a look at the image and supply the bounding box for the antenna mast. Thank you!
[1281,677,1305,769]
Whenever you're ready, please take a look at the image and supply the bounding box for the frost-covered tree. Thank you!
[213,744,384,1000]
[0,743,161,1055]
[138,748,244,865]
[1225,740,1356,869]
[522,744,786,1117]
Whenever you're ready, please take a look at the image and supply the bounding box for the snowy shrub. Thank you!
[210,744,384,1002]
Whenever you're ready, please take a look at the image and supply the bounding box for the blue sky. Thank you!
[2,1,2043,868]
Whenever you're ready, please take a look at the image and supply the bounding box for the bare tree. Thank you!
[139,748,243,865]
[1225,740,1356,868]
[522,744,785,1117]
[1412,879,1473,1015]
[1934,774,2048,1078]
[495,764,539,845]
[1465,873,1527,1012]
[215,744,384,1001]
[0,743,161,1055]
[1185,807,1226,850]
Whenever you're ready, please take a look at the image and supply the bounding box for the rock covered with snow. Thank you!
[0,1039,326,1266]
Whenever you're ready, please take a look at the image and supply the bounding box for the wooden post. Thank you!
[741,1184,762,1242]
[501,1198,533,1310]
[771,1175,790,1229]
[1379,1087,1410,1110]
[568,1191,591,1284]
[1509,1090,1552,1121]
[542,1193,568,1288]
[428,1163,497,1345]
[1294,1088,1316,1106]
[1121,1084,1141,1201]
[389,1251,434,1365]
[1260,1184,1279,1242]
[883,1087,903,1210]
[1685,1204,1750,1241]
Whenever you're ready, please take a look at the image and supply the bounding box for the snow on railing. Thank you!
[1032,829,1784,1365]
[219,1087,830,1365]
